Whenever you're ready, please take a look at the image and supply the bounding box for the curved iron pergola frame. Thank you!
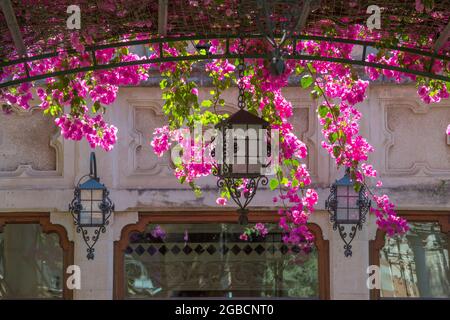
[1,33,449,89]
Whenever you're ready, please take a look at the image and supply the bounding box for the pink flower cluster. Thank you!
[151,126,172,157]
[205,59,236,80]
[239,223,269,241]
[55,114,117,151]
[371,194,409,236]
[151,225,167,240]
[1,34,150,151]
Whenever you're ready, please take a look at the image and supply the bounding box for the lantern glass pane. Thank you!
[234,138,246,156]
[92,189,104,200]
[91,211,104,225]
[337,185,348,197]
[348,196,358,208]
[348,208,360,221]
[247,125,259,138]
[248,156,258,164]
[79,189,104,226]
[233,125,247,138]
[79,211,92,225]
[80,199,91,212]
[348,187,358,197]
[80,189,103,201]
[248,139,258,158]
[336,207,348,222]
[235,155,246,165]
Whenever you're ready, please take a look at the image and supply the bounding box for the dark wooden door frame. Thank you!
[0,212,74,300]
[369,210,450,300]
[113,210,330,300]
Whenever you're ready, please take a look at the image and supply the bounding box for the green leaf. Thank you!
[269,179,279,191]
[92,101,102,113]
[329,132,338,143]
[300,75,314,89]
[330,106,340,117]
[160,79,168,90]
[332,146,341,158]
[318,105,329,118]
[281,177,289,185]
[295,66,305,75]
[201,100,213,107]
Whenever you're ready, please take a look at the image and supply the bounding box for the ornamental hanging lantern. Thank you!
[325,168,371,257]
[69,152,113,260]
[212,53,271,225]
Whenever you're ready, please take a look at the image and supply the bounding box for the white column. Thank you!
[51,211,138,299]
[329,214,378,299]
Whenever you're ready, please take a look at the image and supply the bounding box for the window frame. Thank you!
[114,210,330,300]
[0,212,74,300]
[369,211,450,300]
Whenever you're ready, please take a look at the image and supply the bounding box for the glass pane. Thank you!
[348,208,360,221]
[80,200,91,212]
[234,138,246,156]
[248,156,258,165]
[348,196,358,209]
[337,185,348,197]
[80,189,103,201]
[380,222,450,298]
[79,211,92,225]
[248,140,258,158]
[235,156,246,165]
[0,224,63,299]
[91,212,104,225]
[233,125,247,138]
[80,189,91,201]
[124,223,319,298]
[336,208,348,222]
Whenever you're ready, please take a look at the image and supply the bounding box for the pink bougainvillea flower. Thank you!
[216,197,227,206]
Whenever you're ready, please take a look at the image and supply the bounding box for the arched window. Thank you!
[114,211,329,299]
[370,212,450,299]
[0,213,74,299]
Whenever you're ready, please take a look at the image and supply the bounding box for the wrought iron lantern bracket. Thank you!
[212,39,271,224]
[69,152,114,260]
[325,169,371,257]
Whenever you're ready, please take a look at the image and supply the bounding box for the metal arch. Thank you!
[0,0,27,57]
[0,34,449,89]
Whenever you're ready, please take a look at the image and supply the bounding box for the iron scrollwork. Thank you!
[214,169,268,225]
[326,184,371,257]
[69,188,113,260]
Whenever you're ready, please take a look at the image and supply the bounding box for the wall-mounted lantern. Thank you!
[212,57,270,225]
[325,168,371,257]
[69,152,114,260]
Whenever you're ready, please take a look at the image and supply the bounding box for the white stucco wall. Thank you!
[0,84,449,299]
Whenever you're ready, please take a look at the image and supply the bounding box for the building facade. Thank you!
[0,84,449,299]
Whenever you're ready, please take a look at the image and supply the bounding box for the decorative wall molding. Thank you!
[380,97,450,177]
[127,100,172,177]
[0,106,63,177]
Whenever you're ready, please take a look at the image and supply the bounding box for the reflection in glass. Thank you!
[380,222,450,298]
[0,224,63,299]
[125,223,319,298]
